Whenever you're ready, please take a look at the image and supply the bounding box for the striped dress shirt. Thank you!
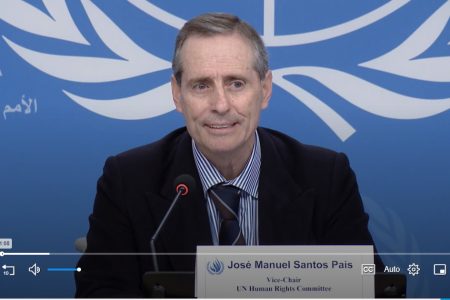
[192,132,260,245]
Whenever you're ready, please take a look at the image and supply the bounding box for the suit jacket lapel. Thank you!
[257,128,317,245]
[146,130,212,271]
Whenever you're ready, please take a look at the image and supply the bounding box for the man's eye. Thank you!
[193,83,208,90]
[230,81,245,89]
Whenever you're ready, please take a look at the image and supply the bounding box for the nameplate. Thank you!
[196,245,374,298]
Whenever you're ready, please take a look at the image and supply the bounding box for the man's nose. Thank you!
[211,86,231,114]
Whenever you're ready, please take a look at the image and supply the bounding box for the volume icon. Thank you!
[28,263,41,276]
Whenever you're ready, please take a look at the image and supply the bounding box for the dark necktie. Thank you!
[208,184,246,245]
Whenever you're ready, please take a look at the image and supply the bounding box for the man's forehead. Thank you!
[182,34,252,55]
[179,33,256,78]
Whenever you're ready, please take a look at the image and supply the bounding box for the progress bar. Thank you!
[47,267,81,272]
[1,252,50,256]
[3,251,450,256]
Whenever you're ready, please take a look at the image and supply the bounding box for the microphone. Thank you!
[150,174,196,272]
[174,174,196,196]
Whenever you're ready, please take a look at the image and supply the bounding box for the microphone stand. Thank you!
[150,186,185,272]
[145,175,195,297]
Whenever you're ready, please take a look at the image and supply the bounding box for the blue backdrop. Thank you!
[1,0,449,297]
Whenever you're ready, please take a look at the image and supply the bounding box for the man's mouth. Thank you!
[206,122,237,129]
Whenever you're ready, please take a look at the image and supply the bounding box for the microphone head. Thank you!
[174,174,196,196]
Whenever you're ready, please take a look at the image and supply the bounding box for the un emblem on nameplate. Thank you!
[207,258,224,275]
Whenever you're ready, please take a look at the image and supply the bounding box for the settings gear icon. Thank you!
[407,263,420,276]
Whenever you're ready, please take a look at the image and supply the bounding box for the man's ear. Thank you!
[171,75,183,113]
[261,70,272,110]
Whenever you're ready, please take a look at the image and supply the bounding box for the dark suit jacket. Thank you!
[75,127,377,297]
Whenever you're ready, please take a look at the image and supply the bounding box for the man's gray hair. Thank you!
[172,13,268,84]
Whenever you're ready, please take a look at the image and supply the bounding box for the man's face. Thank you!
[171,33,272,160]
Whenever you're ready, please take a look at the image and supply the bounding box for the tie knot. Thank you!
[209,185,241,220]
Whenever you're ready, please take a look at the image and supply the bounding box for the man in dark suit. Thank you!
[76,13,379,297]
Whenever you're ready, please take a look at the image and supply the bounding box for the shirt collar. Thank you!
[192,131,261,199]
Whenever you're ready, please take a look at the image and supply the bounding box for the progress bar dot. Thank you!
[77,267,81,272]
